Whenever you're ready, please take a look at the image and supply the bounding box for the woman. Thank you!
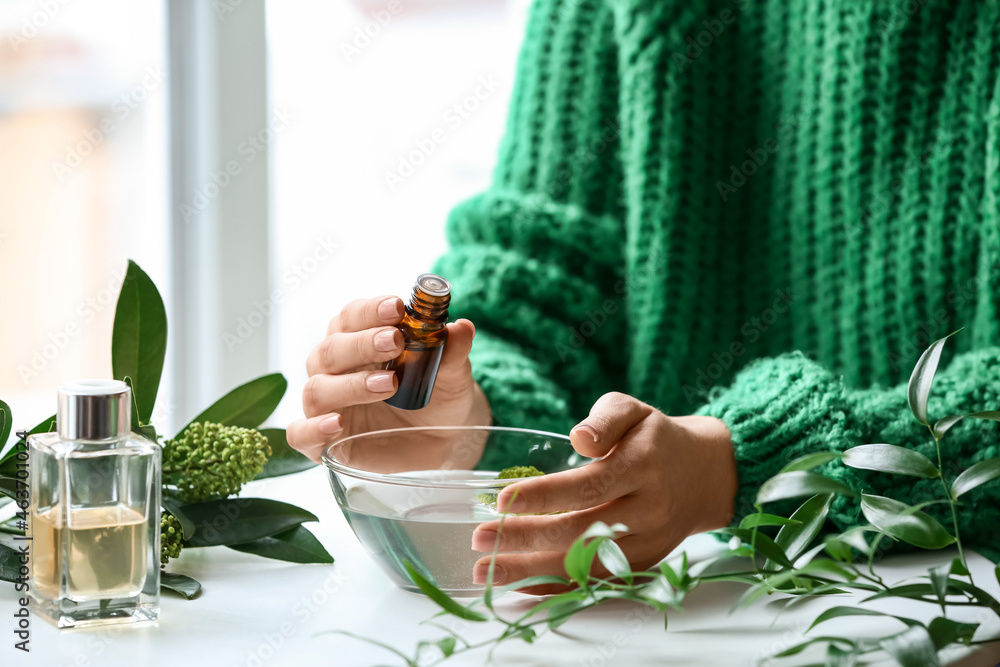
[288,0,1000,591]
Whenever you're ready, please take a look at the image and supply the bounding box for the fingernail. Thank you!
[366,371,395,393]
[378,298,402,320]
[473,562,505,585]
[572,424,600,442]
[471,529,498,552]
[373,329,399,352]
[319,414,342,435]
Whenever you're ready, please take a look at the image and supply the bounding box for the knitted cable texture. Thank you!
[432,0,1000,558]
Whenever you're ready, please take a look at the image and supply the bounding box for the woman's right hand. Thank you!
[286,295,491,463]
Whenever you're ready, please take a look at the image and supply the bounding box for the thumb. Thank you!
[570,392,653,458]
[438,318,476,372]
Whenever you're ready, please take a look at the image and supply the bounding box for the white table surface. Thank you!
[3,466,1000,667]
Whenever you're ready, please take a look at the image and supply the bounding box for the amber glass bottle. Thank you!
[384,273,451,410]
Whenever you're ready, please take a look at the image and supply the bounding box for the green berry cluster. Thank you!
[162,422,271,503]
[160,511,184,566]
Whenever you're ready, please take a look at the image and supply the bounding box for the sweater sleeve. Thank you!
[697,349,1000,561]
[432,0,627,469]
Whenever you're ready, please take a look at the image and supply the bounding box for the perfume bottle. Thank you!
[384,273,451,410]
[29,380,161,628]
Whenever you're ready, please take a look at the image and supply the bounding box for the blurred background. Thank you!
[0,0,528,438]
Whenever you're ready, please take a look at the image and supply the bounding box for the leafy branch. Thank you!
[0,260,328,598]
[337,331,1000,666]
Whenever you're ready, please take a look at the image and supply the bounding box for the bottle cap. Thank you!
[57,379,131,441]
[416,273,451,297]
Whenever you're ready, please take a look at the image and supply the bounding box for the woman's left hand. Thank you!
[470,392,738,594]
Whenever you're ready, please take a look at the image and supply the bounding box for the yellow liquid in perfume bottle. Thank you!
[33,505,148,601]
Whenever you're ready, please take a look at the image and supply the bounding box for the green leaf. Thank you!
[29,415,56,435]
[436,637,456,658]
[938,411,1000,439]
[880,625,941,667]
[180,498,318,547]
[597,539,631,583]
[321,630,417,666]
[512,627,536,643]
[228,525,334,564]
[756,471,856,505]
[715,528,794,568]
[932,414,965,438]
[564,522,627,586]
[403,560,487,622]
[824,527,872,561]
[0,400,11,455]
[863,582,959,603]
[907,330,960,426]
[808,606,921,632]
[949,557,969,577]
[842,444,939,478]
[774,636,855,658]
[514,590,586,624]
[0,477,17,502]
[112,260,168,424]
[797,558,854,581]
[0,416,54,478]
[860,494,955,549]
[929,562,951,610]
[161,498,196,540]
[122,375,141,437]
[547,598,590,629]
[181,373,287,433]
[779,451,841,473]
[254,428,314,480]
[952,457,1000,498]
[774,493,833,563]
[493,575,570,596]
[0,543,20,583]
[160,572,202,599]
[927,617,977,649]
[659,561,682,589]
[740,513,801,529]
[133,422,158,443]
[825,643,857,667]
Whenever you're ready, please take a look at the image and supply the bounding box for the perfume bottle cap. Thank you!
[416,273,451,297]
[58,379,131,441]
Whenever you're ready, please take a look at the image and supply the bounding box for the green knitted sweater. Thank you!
[433,0,1000,560]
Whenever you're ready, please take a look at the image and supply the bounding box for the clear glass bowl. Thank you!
[322,426,589,596]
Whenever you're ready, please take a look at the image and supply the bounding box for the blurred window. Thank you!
[0,1,169,427]
[266,0,528,425]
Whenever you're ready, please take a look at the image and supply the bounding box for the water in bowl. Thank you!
[342,471,500,596]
